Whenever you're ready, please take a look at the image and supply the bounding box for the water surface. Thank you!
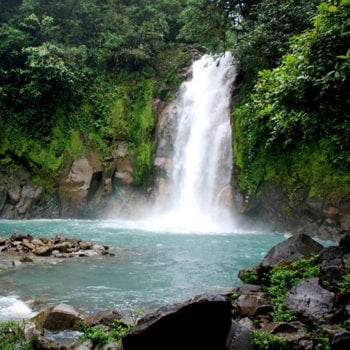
[0,219,286,319]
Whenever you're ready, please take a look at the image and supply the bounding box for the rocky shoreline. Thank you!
[1,232,350,349]
[0,232,116,274]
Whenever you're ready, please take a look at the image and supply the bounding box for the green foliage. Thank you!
[238,267,258,284]
[232,0,319,81]
[233,0,350,198]
[108,320,132,345]
[314,336,331,350]
[79,320,131,347]
[338,269,350,293]
[251,330,290,350]
[0,320,33,350]
[267,255,320,322]
[0,0,193,190]
[80,324,112,346]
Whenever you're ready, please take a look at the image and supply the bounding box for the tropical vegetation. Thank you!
[0,0,349,202]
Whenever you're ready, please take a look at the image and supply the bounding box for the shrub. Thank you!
[0,321,32,350]
[251,330,290,350]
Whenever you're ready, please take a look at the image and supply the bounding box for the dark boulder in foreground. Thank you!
[122,293,232,350]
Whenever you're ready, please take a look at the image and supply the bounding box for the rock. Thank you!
[340,233,350,252]
[20,256,33,263]
[260,233,323,268]
[79,241,93,250]
[10,232,33,241]
[74,340,94,350]
[58,152,103,217]
[285,278,334,321]
[84,309,124,327]
[53,241,72,252]
[234,285,272,317]
[43,304,85,331]
[7,183,21,204]
[227,320,253,350]
[74,339,94,350]
[31,333,65,350]
[115,158,134,186]
[22,239,35,250]
[32,238,45,246]
[122,293,232,350]
[101,343,122,350]
[331,330,350,350]
[34,245,54,256]
[261,322,298,334]
[319,246,346,287]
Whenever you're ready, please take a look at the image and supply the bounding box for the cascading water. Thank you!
[151,53,237,232]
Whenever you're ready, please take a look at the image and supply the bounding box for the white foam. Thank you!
[0,296,36,321]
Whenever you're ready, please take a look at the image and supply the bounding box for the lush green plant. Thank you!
[314,336,331,350]
[267,255,320,322]
[233,0,350,198]
[80,324,112,346]
[338,269,350,293]
[108,320,132,345]
[238,267,258,284]
[0,320,33,350]
[79,320,131,347]
[251,330,290,350]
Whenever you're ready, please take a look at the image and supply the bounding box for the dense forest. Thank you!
[0,0,349,215]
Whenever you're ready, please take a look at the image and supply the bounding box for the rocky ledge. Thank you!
[0,232,115,266]
[2,232,350,349]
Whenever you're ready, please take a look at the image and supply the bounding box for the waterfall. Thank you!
[151,52,236,232]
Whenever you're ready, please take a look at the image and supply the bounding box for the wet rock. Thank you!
[115,158,134,186]
[319,246,346,288]
[234,285,272,317]
[331,330,350,350]
[74,340,94,350]
[43,304,85,331]
[58,152,103,217]
[84,309,124,327]
[20,256,33,263]
[122,293,232,350]
[261,322,299,334]
[10,232,33,241]
[285,278,334,322]
[1,233,115,262]
[227,320,253,350]
[7,182,21,204]
[340,233,350,252]
[34,245,54,256]
[260,233,323,267]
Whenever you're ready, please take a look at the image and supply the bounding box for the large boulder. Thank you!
[233,284,272,318]
[260,233,323,268]
[122,294,232,350]
[285,278,334,322]
[43,304,85,331]
[319,246,347,288]
[227,320,254,350]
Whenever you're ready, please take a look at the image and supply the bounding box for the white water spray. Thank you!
[149,53,237,233]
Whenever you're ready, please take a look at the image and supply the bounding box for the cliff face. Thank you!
[236,181,350,241]
[0,142,152,220]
